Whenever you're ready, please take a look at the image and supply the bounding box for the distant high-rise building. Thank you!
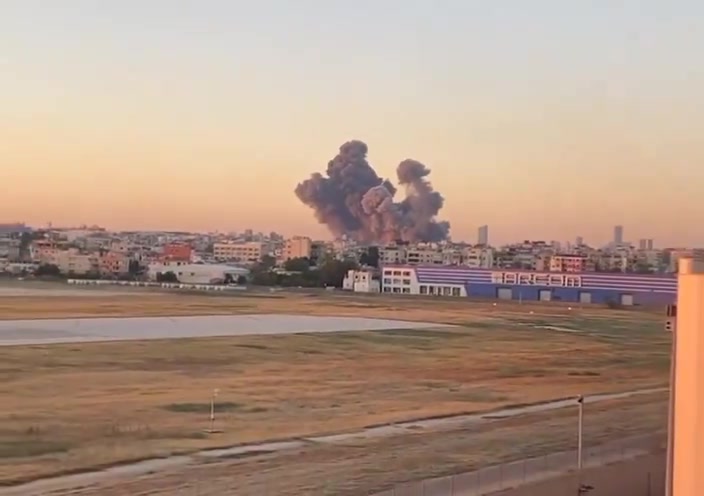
[477,225,489,245]
[638,238,655,251]
[575,236,584,246]
[613,225,624,245]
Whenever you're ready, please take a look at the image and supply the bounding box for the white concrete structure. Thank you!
[669,258,704,496]
[342,270,380,293]
[147,262,249,285]
[0,314,449,346]
[380,266,467,296]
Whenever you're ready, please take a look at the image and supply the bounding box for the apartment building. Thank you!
[379,244,495,268]
[213,241,265,263]
[100,251,131,276]
[54,248,100,276]
[463,246,494,268]
[162,243,193,262]
[549,254,589,272]
[282,236,312,261]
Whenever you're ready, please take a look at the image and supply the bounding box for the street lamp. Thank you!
[576,395,594,495]
[205,388,222,434]
[577,395,584,471]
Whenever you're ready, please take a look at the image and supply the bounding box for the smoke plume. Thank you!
[295,140,450,244]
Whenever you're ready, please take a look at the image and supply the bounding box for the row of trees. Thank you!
[250,255,358,288]
[27,255,359,289]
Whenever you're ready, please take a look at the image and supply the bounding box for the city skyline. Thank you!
[1,219,677,250]
[3,1,704,246]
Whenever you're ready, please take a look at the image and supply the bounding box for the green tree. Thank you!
[359,246,379,268]
[156,271,179,283]
[283,257,311,272]
[259,254,276,270]
[35,264,61,277]
[128,259,142,276]
[319,259,358,288]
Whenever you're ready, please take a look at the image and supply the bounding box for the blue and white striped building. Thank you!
[381,265,677,305]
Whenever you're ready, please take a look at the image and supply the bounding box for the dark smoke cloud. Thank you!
[295,140,450,243]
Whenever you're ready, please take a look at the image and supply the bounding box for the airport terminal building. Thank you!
[381,265,677,305]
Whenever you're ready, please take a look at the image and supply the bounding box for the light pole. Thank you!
[206,388,220,434]
[577,395,584,471]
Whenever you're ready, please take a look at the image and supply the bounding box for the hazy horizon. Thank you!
[3,1,703,246]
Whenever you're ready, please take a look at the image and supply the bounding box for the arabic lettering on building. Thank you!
[491,271,583,288]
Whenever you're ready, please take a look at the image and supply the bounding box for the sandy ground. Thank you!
[0,314,449,346]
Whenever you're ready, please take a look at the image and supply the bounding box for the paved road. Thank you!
[0,314,451,346]
[0,388,666,496]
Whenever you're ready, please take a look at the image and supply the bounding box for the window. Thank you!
[402,270,411,276]
[393,270,402,276]
[402,287,410,293]
[393,278,401,285]
[392,287,401,293]
[452,287,461,297]
[402,279,411,285]
[428,286,436,295]
[420,285,428,294]
[443,286,452,296]
[383,278,392,285]
[383,287,391,293]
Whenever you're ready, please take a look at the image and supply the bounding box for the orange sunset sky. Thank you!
[2,1,703,246]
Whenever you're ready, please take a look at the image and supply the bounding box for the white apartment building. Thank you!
[342,270,380,293]
[462,246,494,269]
[213,241,265,263]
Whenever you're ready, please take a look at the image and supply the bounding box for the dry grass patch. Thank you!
[30,394,667,496]
[0,290,663,323]
[0,312,668,485]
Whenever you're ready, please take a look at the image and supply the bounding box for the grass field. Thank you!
[0,290,670,487]
[17,394,668,496]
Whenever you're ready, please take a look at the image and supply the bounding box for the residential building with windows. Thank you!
[162,243,193,262]
[213,241,265,263]
[282,236,312,261]
[549,254,589,272]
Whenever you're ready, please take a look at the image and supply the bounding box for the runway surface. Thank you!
[0,314,449,346]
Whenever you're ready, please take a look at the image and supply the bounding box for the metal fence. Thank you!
[372,434,665,496]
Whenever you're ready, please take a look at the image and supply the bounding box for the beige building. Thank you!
[54,248,100,276]
[213,241,265,263]
[282,236,312,261]
[380,244,494,268]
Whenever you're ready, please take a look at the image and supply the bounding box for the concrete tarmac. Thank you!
[0,314,450,346]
